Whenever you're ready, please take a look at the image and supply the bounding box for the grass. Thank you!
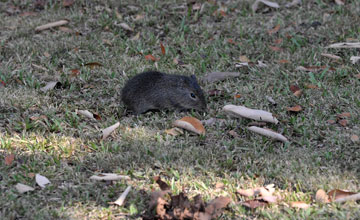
[1,0,359,219]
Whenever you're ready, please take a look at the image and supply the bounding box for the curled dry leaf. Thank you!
[77,110,101,121]
[337,112,351,119]
[5,154,15,166]
[287,105,302,112]
[326,42,360,48]
[229,130,240,138]
[252,0,279,13]
[35,19,69,32]
[90,173,130,181]
[202,72,240,84]
[290,201,310,209]
[160,42,166,55]
[153,176,170,191]
[338,119,347,127]
[15,183,35,193]
[269,45,282,52]
[315,189,330,203]
[242,199,267,209]
[70,69,80,77]
[35,174,51,188]
[85,62,103,69]
[205,196,231,218]
[328,189,357,202]
[173,116,205,135]
[248,126,288,142]
[63,0,75,7]
[305,83,318,89]
[40,81,61,92]
[223,105,279,124]
[102,122,120,140]
[145,54,158,61]
[277,59,290,64]
[164,127,184,136]
[113,186,132,206]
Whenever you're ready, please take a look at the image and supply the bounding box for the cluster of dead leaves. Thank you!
[143,176,230,220]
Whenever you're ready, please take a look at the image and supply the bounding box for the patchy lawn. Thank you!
[0,0,359,219]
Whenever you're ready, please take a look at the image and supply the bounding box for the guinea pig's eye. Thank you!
[190,93,196,99]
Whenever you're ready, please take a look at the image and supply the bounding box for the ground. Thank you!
[0,0,359,219]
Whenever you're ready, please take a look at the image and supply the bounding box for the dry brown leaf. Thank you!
[267,24,280,35]
[237,188,256,197]
[315,189,330,203]
[29,115,47,121]
[328,189,357,202]
[242,199,267,209]
[145,54,158,62]
[202,72,240,83]
[327,119,336,124]
[35,20,69,32]
[350,134,359,143]
[164,127,184,136]
[227,39,237,45]
[287,105,302,112]
[334,193,360,203]
[293,90,302,97]
[173,116,205,135]
[229,130,239,138]
[69,69,80,77]
[234,94,242,98]
[338,119,348,127]
[85,62,103,69]
[260,195,277,203]
[58,26,73,33]
[160,42,166,55]
[102,122,120,140]
[290,85,301,93]
[63,0,74,7]
[134,14,145,21]
[204,196,231,218]
[277,59,290,64]
[290,201,310,209]
[274,38,283,44]
[337,112,351,119]
[28,173,35,178]
[131,32,140,41]
[305,83,318,89]
[215,182,224,190]
[5,154,15,166]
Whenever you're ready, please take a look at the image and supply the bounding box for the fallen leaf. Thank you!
[5,154,15,166]
[102,39,112,46]
[252,0,279,13]
[223,105,279,124]
[290,85,301,93]
[35,19,69,32]
[354,74,360,79]
[113,186,131,206]
[328,189,357,202]
[77,110,101,121]
[40,81,61,92]
[293,90,302,97]
[20,11,38,17]
[90,173,130,181]
[337,112,351,119]
[145,54,158,62]
[260,195,277,203]
[248,126,288,142]
[227,39,237,45]
[287,105,302,112]
[290,201,310,209]
[229,130,240,138]
[15,183,35,193]
[338,119,348,127]
[202,72,240,83]
[153,176,170,191]
[29,115,47,121]
[134,14,145,21]
[85,62,103,69]
[269,45,282,52]
[237,188,256,197]
[63,0,74,7]
[35,174,51,188]
[333,193,360,203]
[215,182,224,190]
[173,116,205,135]
[119,22,133,31]
[102,122,120,140]
[205,196,231,218]
[28,173,35,178]
[321,53,342,60]
[266,96,277,105]
[160,42,166,55]
[315,189,330,203]
[164,127,184,136]
[350,56,360,64]
[350,134,359,143]
[327,119,336,124]
[239,55,250,63]
[58,26,73,33]
[334,0,345,5]
[267,24,280,35]
[234,94,242,98]
[326,42,360,48]
[242,199,267,209]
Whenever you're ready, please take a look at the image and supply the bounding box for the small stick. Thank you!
[35,20,69,32]
[113,186,132,206]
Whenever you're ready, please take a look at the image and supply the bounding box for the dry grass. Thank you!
[1,0,359,219]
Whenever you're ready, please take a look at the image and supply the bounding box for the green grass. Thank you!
[1,0,359,219]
